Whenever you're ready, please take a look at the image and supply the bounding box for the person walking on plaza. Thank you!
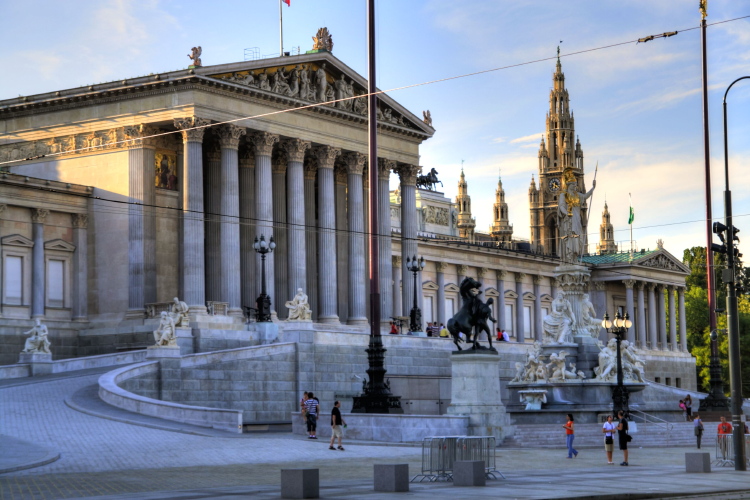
[563,413,578,458]
[329,400,346,451]
[602,414,617,464]
[616,410,630,466]
[693,412,704,449]
[305,392,319,439]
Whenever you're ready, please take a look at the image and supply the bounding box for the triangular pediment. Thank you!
[203,53,433,135]
[1,234,33,247]
[44,239,75,252]
[423,281,439,291]
[504,290,519,300]
[540,293,553,302]
[634,249,689,273]
[484,287,499,297]
[445,283,460,293]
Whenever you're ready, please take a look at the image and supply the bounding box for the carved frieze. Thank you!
[640,254,684,272]
[423,205,449,226]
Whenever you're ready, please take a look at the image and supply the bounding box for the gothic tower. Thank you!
[529,55,589,255]
[491,172,513,242]
[456,167,476,240]
[596,200,618,254]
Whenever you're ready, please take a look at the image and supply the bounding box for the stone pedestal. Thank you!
[256,322,279,344]
[447,352,513,441]
[175,327,194,355]
[281,469,319,499]
[373,464,409,492]
[146,345,181,358]
[18,352,53,376]
[574,334,601,374]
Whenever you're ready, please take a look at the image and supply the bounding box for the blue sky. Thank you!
[1,0,749,259]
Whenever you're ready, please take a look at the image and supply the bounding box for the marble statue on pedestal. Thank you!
[285,288,312,321]
[546,351,585,381]
[22,319,51,354]
[594,339,617,381]
[171,297,189,327]
[542,292,575,344]
[580,293,601,338]
[519,389,547,410]
[558,168,596,264]
[594,338,647,382]
[153,311,177,346]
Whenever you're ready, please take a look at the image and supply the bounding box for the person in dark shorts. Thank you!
[329,400,346,451]
[304,392,319,439]
[616,410,629,466]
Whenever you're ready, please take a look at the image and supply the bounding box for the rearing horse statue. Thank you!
[447,277,497,352]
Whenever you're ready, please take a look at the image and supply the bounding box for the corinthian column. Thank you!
[657,285,667,350]
[647,283,657,349]
[249,131,279,315]
[239,146,256,310]
[378,158,395,326]
[174,117,210,314]
[636,282,646,348]
[313,145,341,323]
[31,208,48,319]
[71,213,88,321]
[217,124,245,315]
[304,158,318,320]
[272,149,288,318]
[344,152,368,325]
[533,275,543,341]
[678,287,687,352]
[203,140,222,303]
[497,270,507,332]
[335,163,349,323]
[668,285,676,350]
[280,139,311,299]
[515,273,526,342]
[623,279,636,344]
[124,124,157,317]
[394,163,420,317]
[436,261,447,326]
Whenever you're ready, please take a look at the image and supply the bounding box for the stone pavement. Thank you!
[1,370,749,499]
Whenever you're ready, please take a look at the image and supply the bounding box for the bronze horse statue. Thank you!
[447,277,497,352]
[416,167,443,191]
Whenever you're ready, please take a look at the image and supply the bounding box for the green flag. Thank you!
[628,194,634,224]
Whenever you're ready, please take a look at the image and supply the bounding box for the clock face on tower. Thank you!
[548,178,561,191]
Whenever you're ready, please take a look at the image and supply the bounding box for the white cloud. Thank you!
[510,132,544,144]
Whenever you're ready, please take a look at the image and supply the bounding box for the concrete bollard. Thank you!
[685,452,711,473]
[453,460,485,487]
[374,463,409,492]
[281,468,319,499]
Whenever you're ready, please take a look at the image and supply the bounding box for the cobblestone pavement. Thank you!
[1,372,749,499]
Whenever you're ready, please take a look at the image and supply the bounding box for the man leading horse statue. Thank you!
[447,277,497,352]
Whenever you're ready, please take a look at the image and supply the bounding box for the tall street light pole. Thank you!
[253,234,275,322]
[602,312,632,417]
[406,256,425,333]
[721,75,749,471]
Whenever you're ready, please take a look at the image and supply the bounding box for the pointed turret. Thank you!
[596,200,618,254]
[455,166,476,240]
[491,172,513,243]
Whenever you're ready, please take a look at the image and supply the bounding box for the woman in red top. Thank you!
[563,413,578,458]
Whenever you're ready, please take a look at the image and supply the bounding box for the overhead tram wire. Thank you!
[1,14,749,169]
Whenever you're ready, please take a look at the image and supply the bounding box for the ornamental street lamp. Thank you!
[601,311,632,417]
[253,234,275,322]
[406,255,425,333]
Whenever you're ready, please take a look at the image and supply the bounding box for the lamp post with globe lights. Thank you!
[601,311,632,417]
[253,234,275,322]
[406,256,425,334]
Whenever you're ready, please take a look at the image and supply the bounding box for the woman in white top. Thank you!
[602,415,617,464]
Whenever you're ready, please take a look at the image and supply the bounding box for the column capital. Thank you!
[280,138,311,163]
[655,284,665,293]
[334,163,348,185]
[496,269,507,280]
[477,267,489,279]
[394,163,420,185]
[174,117,211,143]
[623,279,636,289]
[272,149,288,174]
[124,123,160,148]
[217,124,246,150]
[533,274,544,285]
[303,157,318,180]
[71,213,88,229]
[312,145,341,169]
[635,281,645,290]
[667,284,677,292]
[436,261,448,273]
[378,158,396,180]
[677,285,686,294]
[362,165,370,190]
[32,208,49,224]
[392,255,402,267]
[239,145,255,167]
[593,281,606,291]
[343,152,366,175]
[457,264,468,276]
[515,272,526,283]
[248,131,279,156]
[0,204,6,217]
[205,140,221,162]
[645,282,657,291]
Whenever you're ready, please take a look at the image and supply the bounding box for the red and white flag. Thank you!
[282,0,290,5]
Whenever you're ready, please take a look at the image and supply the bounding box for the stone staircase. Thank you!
[503,421,716,448]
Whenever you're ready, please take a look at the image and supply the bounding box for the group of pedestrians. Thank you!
[300,391,347,451]
[679,395,693,421]
[562,411,630,466]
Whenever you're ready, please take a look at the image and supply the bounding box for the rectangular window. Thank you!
[423,296,434,324]
[524,305,532,338]
[47,259,64,308]
[4,255,22,305]
[504,304,513,335]
[655,377,661,384]
[666,377,671,386]
[445,299,454,321]
[675,378,681,388]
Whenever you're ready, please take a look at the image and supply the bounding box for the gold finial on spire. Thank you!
[699,0,707,19]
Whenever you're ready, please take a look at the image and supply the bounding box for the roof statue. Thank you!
[188,46,202,68]
[422,110,432,127]
[558,167,595,263]
[312,27,334,52]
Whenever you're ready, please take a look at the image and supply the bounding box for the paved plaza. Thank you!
[1,370,749,500]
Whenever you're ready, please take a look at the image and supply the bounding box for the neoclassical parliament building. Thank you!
[0,44,696,390]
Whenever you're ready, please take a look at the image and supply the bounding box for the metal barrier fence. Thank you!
[411,436,504,482]
[714,434,750,467]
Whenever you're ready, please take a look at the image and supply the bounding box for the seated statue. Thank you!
[542,292,575,344]
[593,339,618,381]
[520,341,545,382]
[22,319,52,354]
[580,294,601,338]
[547,351,580,381]
[621,340,645,382]
[153,311,177,346]
[285,288,312,321]
[171,297,189,327]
